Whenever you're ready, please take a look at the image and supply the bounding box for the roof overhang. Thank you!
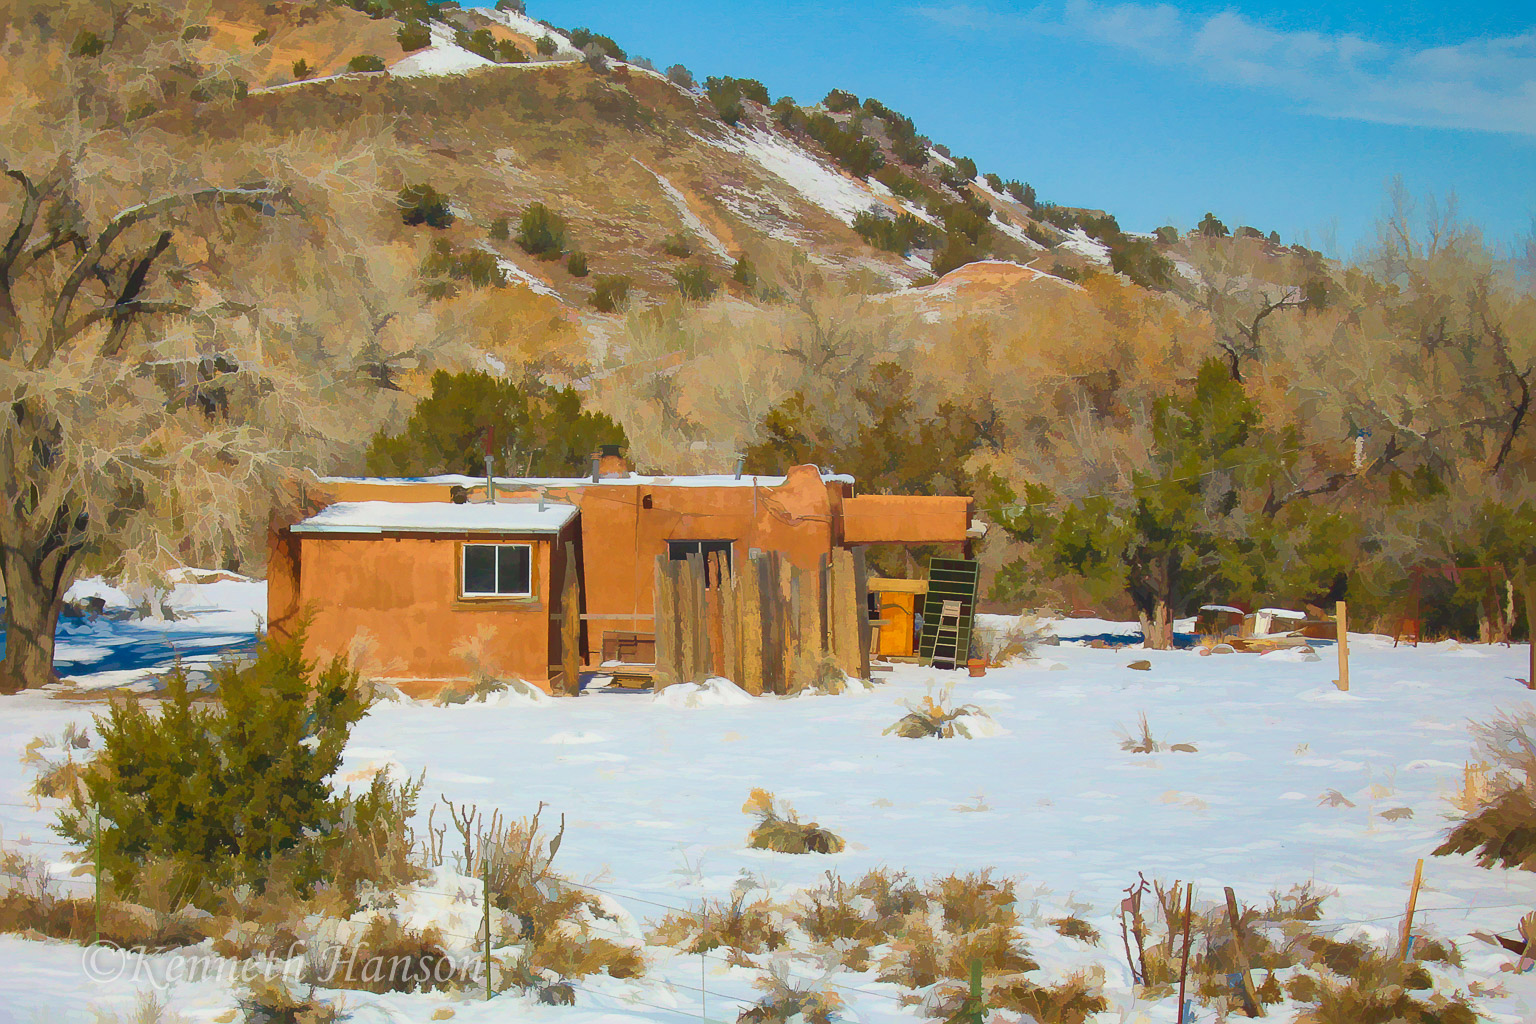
[290,500,579,536]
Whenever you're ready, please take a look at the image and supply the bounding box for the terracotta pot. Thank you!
[967,658,987,677]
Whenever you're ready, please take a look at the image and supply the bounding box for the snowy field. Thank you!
[2,577,1536,1022]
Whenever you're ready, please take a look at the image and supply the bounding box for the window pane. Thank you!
[668,540,700,561]
[497,545,531,595]
[464,545,496,594]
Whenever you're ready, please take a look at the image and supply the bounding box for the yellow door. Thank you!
[878,592,916,657]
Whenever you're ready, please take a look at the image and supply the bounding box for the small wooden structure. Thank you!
[652,548,871,693]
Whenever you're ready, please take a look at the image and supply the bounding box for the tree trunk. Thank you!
[0,547,67,692]
[1139,600,1173,650]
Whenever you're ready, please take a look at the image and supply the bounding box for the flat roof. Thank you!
[291,500,579,536]
[317,471,855,489]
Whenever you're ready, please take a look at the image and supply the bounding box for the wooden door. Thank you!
[877,592,916,657]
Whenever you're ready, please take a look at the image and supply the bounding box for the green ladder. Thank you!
[918,557,980,669]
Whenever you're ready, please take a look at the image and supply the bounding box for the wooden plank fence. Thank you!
[653,548,871,693]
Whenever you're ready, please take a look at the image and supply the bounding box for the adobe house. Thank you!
[268,452,975,694]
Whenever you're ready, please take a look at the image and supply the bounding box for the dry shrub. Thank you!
[743,788,845,854]
[930,870,1016,932]
[1435,711,1536,869]
[738,961,843,1024]
[324,769,428,900]
[23,723,91,800]
[0,848,209,949]
[982,613,1050,664]
[1118,712,1160,753]
[879,918,1036,989]
[929,969,1108,1024]
[1129,880,1476,1020]
[94,990,186,1024]
[239,976,344,1024]
[1293,943,1477,1024]
[1050,915,1101,944]
[442,799,642,986]
[307,916,467,993]
[789,654,857,695]
[649,891,787,954]
[885,690,991,739]
[529,928,644,980]
[855,868,927,919]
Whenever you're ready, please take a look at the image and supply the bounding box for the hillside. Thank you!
[166,0,1196,312]
[0,0,1528,640]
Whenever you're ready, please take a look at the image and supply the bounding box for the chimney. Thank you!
[594,443,631,479]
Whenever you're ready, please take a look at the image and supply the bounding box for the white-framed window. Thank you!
[461,543,532,598]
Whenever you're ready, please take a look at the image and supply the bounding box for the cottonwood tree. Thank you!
[0,0,390,690]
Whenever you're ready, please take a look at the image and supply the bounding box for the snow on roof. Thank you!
[292,501,578,535]
[1200,605,1245,614]
[317,471,856,489]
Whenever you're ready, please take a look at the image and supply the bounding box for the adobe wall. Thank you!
[294,532,559,695]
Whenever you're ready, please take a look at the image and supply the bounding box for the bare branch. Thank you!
[41,185,290,368]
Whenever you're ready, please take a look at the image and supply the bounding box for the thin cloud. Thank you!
[910,1,1536,135]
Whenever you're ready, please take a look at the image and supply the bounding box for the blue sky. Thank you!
[483,1,1534,257]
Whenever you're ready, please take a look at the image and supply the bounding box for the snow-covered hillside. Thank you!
[3,579,1534,1022]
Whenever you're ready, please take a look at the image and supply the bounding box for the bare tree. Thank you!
[0,0,394,689]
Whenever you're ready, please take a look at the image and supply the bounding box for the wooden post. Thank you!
[739,552,764,695]
[1177,884,1193,1024]
[560,541,581,696]
[694,552,710,681]
[678,555,698,683]
[1333,600,1350,692]
[708,552,727,678]
[1224,886,1263,1017]
[1399,858,1425,959]
[1521,566,1535,689]
[653,556,677,689]
[720,555,739,685]
[852,546,871,681]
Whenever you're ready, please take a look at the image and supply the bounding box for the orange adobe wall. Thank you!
[271,522,575,696]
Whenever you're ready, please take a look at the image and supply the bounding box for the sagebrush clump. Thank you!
[743,788,845,854]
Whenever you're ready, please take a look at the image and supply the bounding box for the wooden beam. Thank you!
[1333,600,1350,692]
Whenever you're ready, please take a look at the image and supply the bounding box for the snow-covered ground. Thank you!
[1059,228,1114,266]
[3,577,1536,1021]
[702,128,879,227]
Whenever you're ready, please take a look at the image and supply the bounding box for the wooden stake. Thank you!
[1399,858,1425,959]
[739,553,764,695]
[561,540,581,696]
[1177,884,1193,1024]
[1521,566,1535,689]
[653,556,676,689]
[1333,600,1350,692]
[1224,886,1263,1017]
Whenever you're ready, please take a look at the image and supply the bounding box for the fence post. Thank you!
[93,804,101,945]
[483,840,492,1001]
[968,959,985,1024]
[1333,601,1350,692]
[1177,884,1193,1024]
[1224,886,1263,1017]
[1398,858,1424,960]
